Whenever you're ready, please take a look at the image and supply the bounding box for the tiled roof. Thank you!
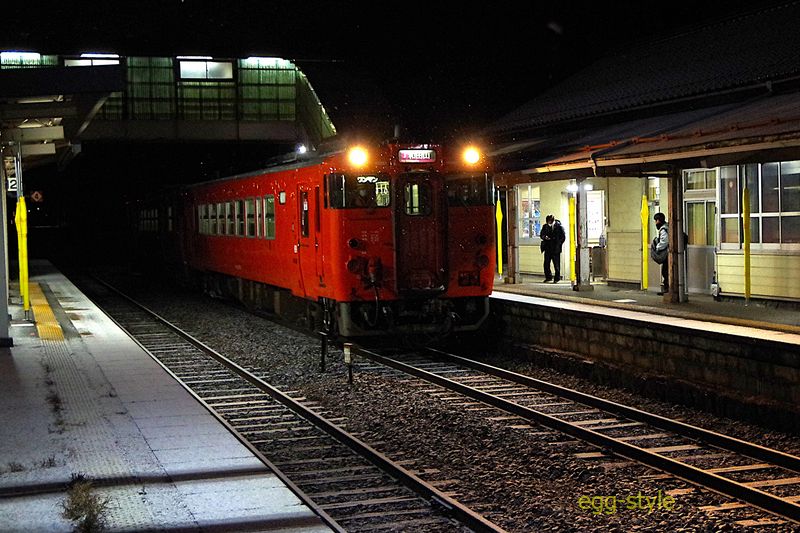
[490,2,800,136]
[491,92,800,173]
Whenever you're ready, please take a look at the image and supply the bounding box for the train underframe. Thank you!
[196,270,489,338]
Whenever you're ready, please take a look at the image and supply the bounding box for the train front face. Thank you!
[331,144,495,337]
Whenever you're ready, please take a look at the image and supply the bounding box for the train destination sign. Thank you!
[398,149,436,163]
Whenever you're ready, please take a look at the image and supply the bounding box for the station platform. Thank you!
[493,275,800,338]
[0,262,333,532]
[490,277,800,428]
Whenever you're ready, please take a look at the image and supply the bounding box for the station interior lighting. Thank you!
[296,144,308,154]
[348,146,368,167]
[566,183,593,192]
[463,147,481,165]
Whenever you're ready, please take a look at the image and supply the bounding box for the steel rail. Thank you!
[90,278,506,533]
[83,278,346,533]
[357,347,800,524]
[426,347,800,474]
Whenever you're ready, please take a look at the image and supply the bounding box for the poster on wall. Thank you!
[587,190,604,241]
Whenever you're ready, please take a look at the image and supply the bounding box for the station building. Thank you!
[488,2,800,303]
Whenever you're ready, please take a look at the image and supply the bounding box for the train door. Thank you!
[393,173,448,293]
[314,186,325,282]
[296,184,323,295]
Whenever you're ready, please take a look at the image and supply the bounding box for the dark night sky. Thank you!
[4,1,767,143]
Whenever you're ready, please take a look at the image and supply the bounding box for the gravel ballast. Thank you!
[119,281,800,532]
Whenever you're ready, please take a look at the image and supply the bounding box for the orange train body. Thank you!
[177,142,496,336]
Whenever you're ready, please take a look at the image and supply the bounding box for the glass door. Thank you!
[684,169,717,293]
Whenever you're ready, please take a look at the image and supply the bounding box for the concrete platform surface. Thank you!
[494,276,800,339]
[0,262,333,532]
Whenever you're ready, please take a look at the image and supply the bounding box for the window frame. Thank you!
[717,163,800,252]
[264,194,276,239]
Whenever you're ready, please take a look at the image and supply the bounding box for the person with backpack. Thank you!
[540,214,566,282]
[651,212,669,295]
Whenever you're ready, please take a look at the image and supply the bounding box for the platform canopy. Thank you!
[487,2,800,182]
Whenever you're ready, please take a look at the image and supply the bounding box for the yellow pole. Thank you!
[569,196,576,282]
[742,186,751,303]
[495,198,503,276]
[15,197,29,312]
[640,195,649,290]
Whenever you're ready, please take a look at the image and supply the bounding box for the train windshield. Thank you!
[445,172,494,207]
[327,173,391,209]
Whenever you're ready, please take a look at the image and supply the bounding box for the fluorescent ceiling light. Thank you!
[1,51,41,61]
[80,53,119,58]
[177,55,213,60]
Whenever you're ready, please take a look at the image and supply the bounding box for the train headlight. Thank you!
[463,147,481,165]
[348,146,368,167]
[475,254,489,268]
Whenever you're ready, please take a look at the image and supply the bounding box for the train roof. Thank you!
[185,146,346,190]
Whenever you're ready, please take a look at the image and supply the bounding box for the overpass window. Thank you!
[128,57,175,120]
[0,52,57,68]
[178,60,233,79]
[65,58,120,67]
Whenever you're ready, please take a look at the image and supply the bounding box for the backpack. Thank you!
[650,239,668,264]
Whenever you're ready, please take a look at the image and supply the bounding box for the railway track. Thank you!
[76,276,505,533]
[353,345,800,528]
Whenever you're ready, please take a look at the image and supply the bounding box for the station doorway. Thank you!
[683,169,717,294]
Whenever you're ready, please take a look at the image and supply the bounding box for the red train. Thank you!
[148,141,496,337]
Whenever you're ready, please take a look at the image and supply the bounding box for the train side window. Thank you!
[404,182,431,215]
[446,174,493,207]
[327,174,346,208]
[167,206,174,232]
[198,204,206,234]
[236,200,245,236]
[327,173,390,208]
[254,197,262,238]
[300,191,309,237]
[264,195,275,239]
[209,203,218,234]
[245,198,256,237]
[227,202,235,235]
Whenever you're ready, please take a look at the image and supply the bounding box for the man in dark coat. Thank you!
[540,214,566,282]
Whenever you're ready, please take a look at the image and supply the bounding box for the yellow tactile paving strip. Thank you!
[29,282,65,341]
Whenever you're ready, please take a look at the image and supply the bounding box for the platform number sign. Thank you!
[6,176,18,193]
